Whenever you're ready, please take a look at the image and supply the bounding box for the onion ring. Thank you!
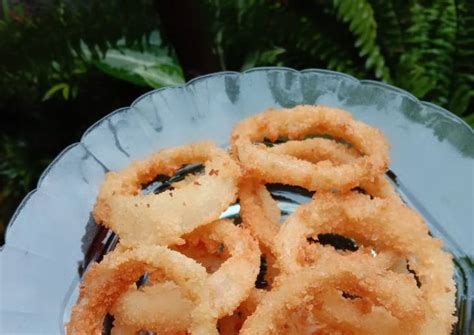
[231,105,389,192]
[240,253,424,335]
[93,141,241,246]
[238,179,411,333]
[66,245,207,334]
[268,137,400,201]
[109,220,260,335]
[275,192,456,333]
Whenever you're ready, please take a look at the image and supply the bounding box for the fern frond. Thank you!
[397,0,457,110]
[332,0,391,81]
[368,0,405,69]
[292,10,365,77]
[208,0,366,77]
[448,0,474,116]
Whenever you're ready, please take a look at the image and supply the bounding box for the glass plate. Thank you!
[1,67,472,334]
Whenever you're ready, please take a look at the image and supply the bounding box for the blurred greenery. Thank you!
[0,0,473,242]
[84,31,185,88]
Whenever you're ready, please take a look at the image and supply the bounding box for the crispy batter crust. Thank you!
[275,192,456,334]
[94,141,241,247]
[231,105,390,192]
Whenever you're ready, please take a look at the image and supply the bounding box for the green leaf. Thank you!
[134,64,186,88]
[42,83,69,101]
[86,31,185,88]
[397,0,458,108]
[62,84,70,100]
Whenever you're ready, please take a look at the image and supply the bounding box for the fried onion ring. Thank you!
[240,253,424,335]
[93,141,241,246]
[231,105,389,192]
[268,137,400,201]
[275,192,456,333]
[109,220,260,335]
[66,245,207,334]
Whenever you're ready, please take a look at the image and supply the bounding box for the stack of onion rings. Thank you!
[68,105,456,334]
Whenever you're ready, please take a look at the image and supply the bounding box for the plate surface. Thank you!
[1,67,473,334]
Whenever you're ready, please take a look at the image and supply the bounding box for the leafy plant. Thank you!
[85,31,184,88]
[207,0,366,76]
[0,0,161,101]
[205,0,473,121]
[3,0,471,117]
[42,59,87,100]
[449,0,474,117]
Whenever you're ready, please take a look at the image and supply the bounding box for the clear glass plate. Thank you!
[1,67,472,334]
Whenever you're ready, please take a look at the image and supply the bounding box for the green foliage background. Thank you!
[1,0,473,241]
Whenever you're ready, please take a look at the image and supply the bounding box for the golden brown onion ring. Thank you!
[275,192,456,334]
[110,220,260,335]
[268,137,400,201]
[240,253,424,335]
[66,245,207,335]
[93,141,241,247]
[231,105,389,192]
